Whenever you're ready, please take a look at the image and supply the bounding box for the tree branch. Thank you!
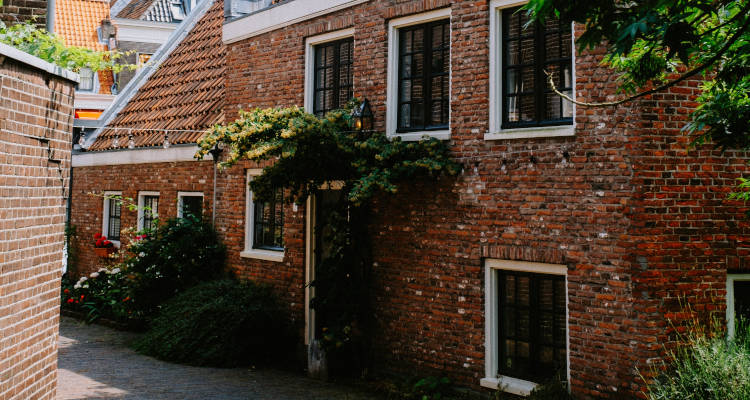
[547,4,750,108]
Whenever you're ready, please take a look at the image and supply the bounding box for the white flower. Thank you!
[110,268,121,274]
[98,268,107,273]
[77,277,88,284]
[73,283,81,289]
[90,272,99,278]
[138,252,145,257]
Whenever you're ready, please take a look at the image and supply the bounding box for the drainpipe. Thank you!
[47,0,56,33]
[208,145,223,225]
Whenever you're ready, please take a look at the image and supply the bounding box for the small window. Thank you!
[138,53,153,68]
[78,68,94,91]
[102,191,122,243]
[501,7,572,129]
[253,188,284,250]
[497,269,566,382]
[137,192,159,232]
[178,193,203,219]
[313,38,353,116]
[727,274,750,338]
[396,19,450,132]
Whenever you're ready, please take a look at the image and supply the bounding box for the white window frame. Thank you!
[486,0,576,141]
[386,7,452,142]
[727,273,750,339]
[137,191,160,231]
[176,191,204,218]
[101,191,122,247]
[482,259,569,396]
[241,169,285,262]
[304,28,356,114]
[77,67,100,93]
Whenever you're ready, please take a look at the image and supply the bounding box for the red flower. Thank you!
[80,294,85,299]
[66,298,74,304]
[64,289,70,294]
[103,240,112,247]
[123,297,130,302]
[94,233,102,240]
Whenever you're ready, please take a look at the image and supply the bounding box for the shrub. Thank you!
[126,215,226,316]
[61,267,140,325]
[133,279,292,367]
[644,321,750,400]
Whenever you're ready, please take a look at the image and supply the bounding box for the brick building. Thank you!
[0,43,77,400]
[71,0,750,398]
[0,0,47,28]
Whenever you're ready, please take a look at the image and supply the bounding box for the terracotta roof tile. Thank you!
[90,0,225,151]
[55,0,109,50]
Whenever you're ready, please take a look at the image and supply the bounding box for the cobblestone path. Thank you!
[57,317,381,400]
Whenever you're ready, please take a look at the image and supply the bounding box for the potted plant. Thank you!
[93,233,115,257]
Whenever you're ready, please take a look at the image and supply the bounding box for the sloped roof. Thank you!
[89,0,225,150]
[116,0,182,22]
[55,0,109,50]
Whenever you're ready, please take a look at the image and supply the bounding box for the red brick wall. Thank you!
[221,1,750,398]
[0,56,74,400]
[69,160,215,276]
[0,0,46,28]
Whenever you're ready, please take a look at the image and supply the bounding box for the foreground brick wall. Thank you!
[222,1,750,398]
[0,53,75,400]
[0,0,46,27]
[69,160,215,276]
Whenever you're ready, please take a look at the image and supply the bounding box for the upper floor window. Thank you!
[501,6,572,129]
[397,19,450,133]
[313,38,353,116]
[78,68,95,92]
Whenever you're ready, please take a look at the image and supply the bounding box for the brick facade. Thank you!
[0,49,75,400]
[0,0,46,28]
[68,0,750,398]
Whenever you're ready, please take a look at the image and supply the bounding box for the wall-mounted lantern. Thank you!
[351,98,373,132]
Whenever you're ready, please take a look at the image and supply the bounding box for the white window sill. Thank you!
[389,129,450,142]
[485,125,574,141]
[240,248,284,262]
[480,376,538,397]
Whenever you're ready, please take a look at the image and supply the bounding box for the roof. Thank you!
[55,0,110,50]
[116,0,184,22]
[89,0,225,151]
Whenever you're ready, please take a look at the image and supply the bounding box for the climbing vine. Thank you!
[196,102,460,372]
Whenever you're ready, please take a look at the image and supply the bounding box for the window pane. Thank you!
[182,196,202,218]
[253,188,284,250]
[735,281,750,324]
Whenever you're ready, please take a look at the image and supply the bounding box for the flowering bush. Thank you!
[61,266,142,325]
[93,232,114,248]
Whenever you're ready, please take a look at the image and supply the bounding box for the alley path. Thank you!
[57,317,381,400]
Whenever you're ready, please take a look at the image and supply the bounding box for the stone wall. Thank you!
[0,45,76,400]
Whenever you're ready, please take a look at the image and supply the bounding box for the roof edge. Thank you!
[84,0,216,149]
[0,43,80,83]
[110,0,133,18]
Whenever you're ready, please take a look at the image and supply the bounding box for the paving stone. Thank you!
[57,317,381,400]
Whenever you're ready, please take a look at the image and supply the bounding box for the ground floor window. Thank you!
[483,259,568,396]
[102,191,122,242]
[177,192,203,219]
[241,169,284,262]
[727,274,750,338]
[137,192,159,232]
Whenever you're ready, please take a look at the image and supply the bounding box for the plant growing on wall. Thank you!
[196,102,460,373]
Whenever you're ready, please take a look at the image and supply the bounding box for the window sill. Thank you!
[480,376,538,397]
[389,129,450,142]
[485,125,574,141]
[240,248,284,262]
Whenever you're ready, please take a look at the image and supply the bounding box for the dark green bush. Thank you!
[133,279,292,367]
[126,215,226,316]
[526,378,574,400]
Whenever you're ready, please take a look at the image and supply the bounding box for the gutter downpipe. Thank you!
[47,0,56,33]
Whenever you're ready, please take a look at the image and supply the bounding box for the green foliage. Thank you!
[644,321,750,399]
[0,20,134,72]
[64,224,78,275]
[124,215,226,317]
[524,0,750,149]
[526,378,575,400]
[133,279,292,367]
[196,103,460,207]
[61,267,138,325]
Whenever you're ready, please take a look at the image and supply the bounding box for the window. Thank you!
[727,274,750,338]
[138,53,153,68]
[397,20,449,133]
[177,192,203,218]
[241,170,284,262]
[137,192,159,231]
[102,191,122,244]
[313,38,353,116]
[487,0,575,140]
[386,8,451,141]
[483,259,568,396]
[78,68,95,92]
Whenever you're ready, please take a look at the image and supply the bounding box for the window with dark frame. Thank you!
[497,269,566,382]
[397,19,450,132]
[253,188,284,251]
[734,280,750,326]
[501,7,573,129]
[142,195,159,231]
[181,195,203,218]
[107,198,121,241]
[313,38,354,117]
